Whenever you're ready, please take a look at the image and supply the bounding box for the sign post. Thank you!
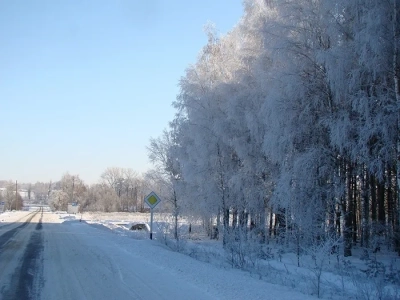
[144,191,161,240]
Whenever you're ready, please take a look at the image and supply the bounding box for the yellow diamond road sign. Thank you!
[144,192,161,209]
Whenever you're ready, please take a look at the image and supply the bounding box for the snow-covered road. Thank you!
[0,211,315,299]
[41,217,215,299]
[0,210,43,299]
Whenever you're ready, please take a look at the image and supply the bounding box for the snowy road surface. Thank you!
[0,210,315,300]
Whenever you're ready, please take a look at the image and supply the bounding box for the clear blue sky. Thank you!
[0,0,243,184]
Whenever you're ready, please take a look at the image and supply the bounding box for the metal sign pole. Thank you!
[150,208,153,240]
[144,191,161,240]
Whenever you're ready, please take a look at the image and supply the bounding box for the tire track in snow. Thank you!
[0,211,38,230]
[0,210,39,250]
[1,208,43,300]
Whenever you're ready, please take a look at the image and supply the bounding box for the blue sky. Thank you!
[0,0,243,184]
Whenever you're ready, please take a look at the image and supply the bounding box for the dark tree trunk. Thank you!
[371,176,377,226]
[232,208,238,229]
[336,207,341,236]
[269,207,274,238]
[276,208,286,244]
[343,162,353,257]
[327,200,335,236]
[343,196,352,257]
[259,204,267,243]
[378,179,386,235]
[387,167,395,244]
[352,173,358,244]
[223,208,229,245]
[362,170,370,248]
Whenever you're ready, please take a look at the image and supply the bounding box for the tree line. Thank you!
[148,0,400,257]
[0,181,23,211]
[48,167,170,213]
[0,167,174,214]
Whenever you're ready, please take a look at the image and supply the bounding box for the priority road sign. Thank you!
[144,191,162,240]
[144,192,161,209]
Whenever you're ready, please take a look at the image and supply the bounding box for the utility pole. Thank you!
[47,181,52,206]
[15,180,17,210]
[72,176,75,204]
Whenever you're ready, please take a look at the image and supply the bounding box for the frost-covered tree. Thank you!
[49,189,69,211]
[4,181,16,210]
[58,173,87,210]
[172,25,246,244]
[160,0,400,258]
[148,129,182,240]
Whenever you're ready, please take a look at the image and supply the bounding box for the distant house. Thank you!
[0,188,8,212]
[67,202,80,214]
[0,188,35,201]
[18,189,35,200]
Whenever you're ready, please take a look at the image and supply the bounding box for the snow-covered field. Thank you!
[1,210,399,299]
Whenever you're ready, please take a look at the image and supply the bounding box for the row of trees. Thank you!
[0,181,23,211]
[1,166,177,214]
[47,168,172,213]
[0,180,50,205]
[149,0,400,256]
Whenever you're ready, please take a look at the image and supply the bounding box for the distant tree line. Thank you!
[47,167,161,213]
[0,167,173,214]
[0,181,23,211]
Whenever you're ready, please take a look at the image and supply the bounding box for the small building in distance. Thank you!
[0,188,35,201]
[67,202,80,214]
[18,189,35,201]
